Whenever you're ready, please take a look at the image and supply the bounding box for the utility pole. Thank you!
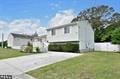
[1,33,4,48]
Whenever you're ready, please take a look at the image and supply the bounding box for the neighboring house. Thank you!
[47,20,94,52]
[7,32,47,51]
[8,33,33,49]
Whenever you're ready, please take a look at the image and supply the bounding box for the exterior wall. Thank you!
[47,25,79,42]
[79,21,94,52]
[95,42,120,52]
[47,21,94,52]
[41,37,47,43]
[12,46,22,49]
[33,37,48,52]
[7,34,14,47]
[8,34,32,49]
[13,37,32,48]
[33,41,48,52]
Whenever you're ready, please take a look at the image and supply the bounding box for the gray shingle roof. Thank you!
[11,33,33,39]
[47,22,77,31]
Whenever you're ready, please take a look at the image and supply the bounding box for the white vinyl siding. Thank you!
[13,37,32,46]
[47,25,79,42]
[64,26,70,34]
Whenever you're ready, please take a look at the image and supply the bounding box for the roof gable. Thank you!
[11,33,33,39]
[47,22,78,31]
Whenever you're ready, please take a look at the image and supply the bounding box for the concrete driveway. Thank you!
[0,52,81,79]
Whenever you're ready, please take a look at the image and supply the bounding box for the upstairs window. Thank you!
[51,29,56,35]
[64,26,70,34]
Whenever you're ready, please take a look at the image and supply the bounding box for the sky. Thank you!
[0,0,120,41]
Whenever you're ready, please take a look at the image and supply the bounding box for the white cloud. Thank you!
[50,2,61,10]
[0,19,46,41]
[44,15,49,19]
[48,9,76,27]
[50,3,59,8]
[0,21,8,29]
[0,9,76,41]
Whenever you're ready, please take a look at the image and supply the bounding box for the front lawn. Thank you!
[28,52,120,79]
[0,48,30,59]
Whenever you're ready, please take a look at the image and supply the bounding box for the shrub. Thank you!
[36,47,40,53]
[62,43,79,52]
[24,42,33,53]
[48,43,79,52]
[27,42,32,46]
[24,46,33,53]
[7,46,12,49]
[20,45,26,52]
[48,44,62,52]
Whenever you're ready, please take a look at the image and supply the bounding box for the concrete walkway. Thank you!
[0,52,81,79]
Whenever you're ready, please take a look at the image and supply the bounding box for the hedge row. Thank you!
[48,43,79,52]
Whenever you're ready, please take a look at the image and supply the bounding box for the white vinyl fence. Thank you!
[95,42,120,52]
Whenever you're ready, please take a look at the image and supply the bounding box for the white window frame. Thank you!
[64,26,70,34]
[51,29,56,35]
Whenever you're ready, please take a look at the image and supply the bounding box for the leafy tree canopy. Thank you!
[111,27,120,44]
[72,5,120,43]
[0,41,7,48]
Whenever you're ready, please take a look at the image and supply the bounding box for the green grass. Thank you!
[0,48,31,59]
[28,52,120,79]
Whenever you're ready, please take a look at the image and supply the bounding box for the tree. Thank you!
[111,27,120,44]
[0,41,7,48]
[72,5,114,30]
[101,21,120,42]
[110,12,120,23]
[71,5,115,42]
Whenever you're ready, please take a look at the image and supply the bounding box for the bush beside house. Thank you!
[48,43,79,52]
[23,42,33,53]
[21,42,42,53]
[24,46,33,53]
[35,47,41,53]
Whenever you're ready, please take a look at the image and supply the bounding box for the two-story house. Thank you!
[47,21,94,52]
